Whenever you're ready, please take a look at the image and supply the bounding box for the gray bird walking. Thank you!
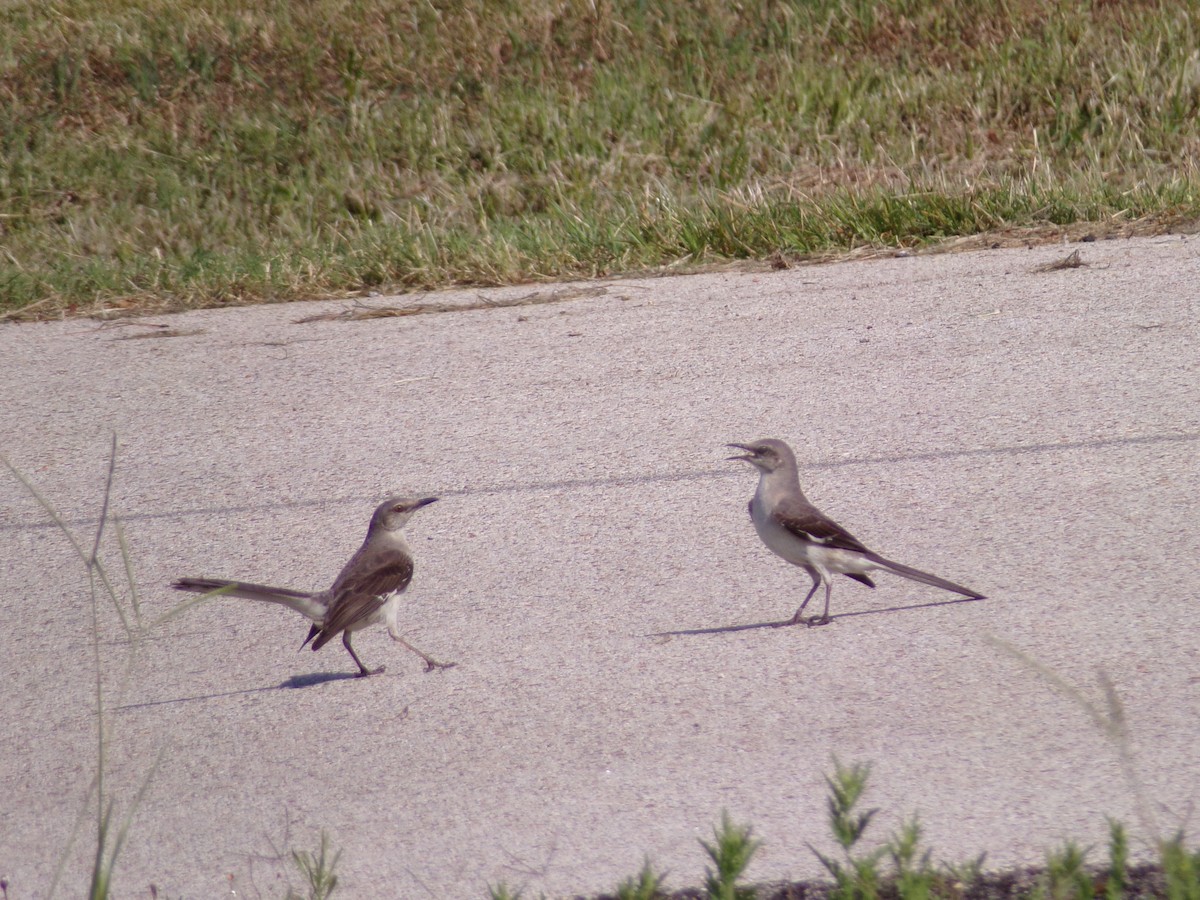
[172,496,455,676]
[727,438,984,626]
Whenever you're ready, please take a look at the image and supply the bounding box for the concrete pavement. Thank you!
[2,234,1197,897]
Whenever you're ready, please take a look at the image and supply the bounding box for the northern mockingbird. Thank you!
[727,438,985,626]
[172,496,454,676]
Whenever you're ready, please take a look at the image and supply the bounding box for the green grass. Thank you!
[2,0,1198,317]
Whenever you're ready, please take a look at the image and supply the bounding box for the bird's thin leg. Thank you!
[344,631,384,677]
[805,579,834,627]
[781,575,822,627]
[390,633,456,672]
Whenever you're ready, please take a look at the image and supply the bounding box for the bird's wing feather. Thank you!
[770,495,872,554]
[312,551,414,650]
[329,547,415,600]
[311,593,387,649]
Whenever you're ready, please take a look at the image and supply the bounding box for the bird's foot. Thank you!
[772,618,802,628]
[356,665,386,677]
[421,657,457,673]
[804,615,832,627]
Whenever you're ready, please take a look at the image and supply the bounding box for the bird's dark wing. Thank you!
[329,547,415,600]
[770,494,873,555]
[310,592,387,650]
[311,550,414,650]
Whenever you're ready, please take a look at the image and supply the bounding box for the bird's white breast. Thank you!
[750,490,810,566]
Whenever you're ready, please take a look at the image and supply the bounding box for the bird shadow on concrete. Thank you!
[645,595,985,638]
[114,670,377,710]
[278,671,361,688]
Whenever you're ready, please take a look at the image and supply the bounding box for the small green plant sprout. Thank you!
[487,883,523,900]
[700,811,761,900]
[286,831,341,900]
[1105,818,1128,900]
[887,817,937,900]
[1034,840,1093,900]
[809,758,885,899]
[614,857,667,900]
[825,760,879,853]
[940,852,987,896]
[1159,831,1200,900]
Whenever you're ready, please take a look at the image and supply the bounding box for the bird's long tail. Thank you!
[171,577,326,622]
[862,553,986,600]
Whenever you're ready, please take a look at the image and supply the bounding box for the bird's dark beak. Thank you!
[416,497,439,508]
[725,443,755,462]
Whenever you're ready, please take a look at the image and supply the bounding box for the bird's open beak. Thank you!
[725,443,755,462]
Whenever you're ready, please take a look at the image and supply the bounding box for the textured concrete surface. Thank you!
[2,235,1198,898]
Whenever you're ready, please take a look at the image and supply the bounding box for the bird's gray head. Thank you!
[371,495,439,531]
[726,438,798,474]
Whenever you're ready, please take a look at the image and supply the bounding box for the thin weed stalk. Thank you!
[989,636,1160,843]
[3,438,182,897]
[287,831,341,900]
